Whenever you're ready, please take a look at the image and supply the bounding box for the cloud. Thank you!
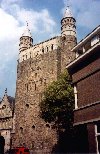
[0,0,56,67]
[1,0,99,97]
[17,8,56,33]
[1,0,21,10]
[0,0,57,97]
[76,0,100,29]
[0,8,21,41]
[0,0,57,49]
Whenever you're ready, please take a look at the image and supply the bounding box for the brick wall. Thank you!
[74,102,100,124]
[87,123,97,153]
[77,71,100,107]
[71,50,100,107]
[72,51,100,83]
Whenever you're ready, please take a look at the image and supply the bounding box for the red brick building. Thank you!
[67,25,100,153]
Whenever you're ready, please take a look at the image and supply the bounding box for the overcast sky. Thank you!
[0,0,100,98]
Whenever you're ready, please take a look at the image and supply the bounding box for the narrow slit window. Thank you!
[20,127,23,133]
[47,47,48,52]
[25,83,28,91]
[42,48,44,53]
[51,44,53,50]
[35,83,36,90]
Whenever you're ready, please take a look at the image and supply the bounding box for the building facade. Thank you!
[0,89,15,153]
[13,6,77,153]
[67,26,100,153]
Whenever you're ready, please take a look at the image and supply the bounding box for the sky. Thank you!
[0,0,100,98]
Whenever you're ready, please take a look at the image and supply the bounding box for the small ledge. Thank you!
[74,101,100,111]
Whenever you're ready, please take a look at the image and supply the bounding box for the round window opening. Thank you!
[2,105,6,109]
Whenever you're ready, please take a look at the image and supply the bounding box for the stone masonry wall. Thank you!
[61,35,76,72]
[13,31,76,153]
[13,48,61,153]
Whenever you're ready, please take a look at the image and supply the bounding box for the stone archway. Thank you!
[0,135,5,154]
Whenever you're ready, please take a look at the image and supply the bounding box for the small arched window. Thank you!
[51,44,53,50]
[32,125,35,129]
[20,127,23,133]
[62,36,66,41]
[30,52,32,58]
[23,55,24,61]
[32,141,34,148]
[44,79,46,86]
[27,84,28,92]
[47,47,48,52]
[26,55,27,59]
[35,73,37,78]
[42,48,44,53]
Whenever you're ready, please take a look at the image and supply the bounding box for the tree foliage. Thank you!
[40,70,74,130]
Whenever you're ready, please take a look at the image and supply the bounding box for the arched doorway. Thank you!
[0,135,5,154]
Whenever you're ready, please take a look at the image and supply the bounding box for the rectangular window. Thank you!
[97,123,100,133]
[74,85,78,109]
[95,122,100,154]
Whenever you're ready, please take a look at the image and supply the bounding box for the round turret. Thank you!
[61,6,76,37]
[19,23,33,53]
[60,5,77,69]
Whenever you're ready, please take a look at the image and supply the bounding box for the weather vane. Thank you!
[67,0,71,7]
[26,21,28,27]
[5,88,7,94]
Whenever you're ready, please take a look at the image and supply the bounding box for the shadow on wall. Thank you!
[51,129,75,153]
[51,125,89,153]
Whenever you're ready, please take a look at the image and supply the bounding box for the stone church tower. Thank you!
[13,6,77,153]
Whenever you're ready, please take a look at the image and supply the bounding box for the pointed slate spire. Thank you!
[64,6,73,18]
[61,0,76,38]
[64,0,73,18]
[22,21,32,37]
[19,21,33,53]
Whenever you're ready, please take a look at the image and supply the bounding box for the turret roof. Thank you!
[64,6,73,18]
[22,22,32,38]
